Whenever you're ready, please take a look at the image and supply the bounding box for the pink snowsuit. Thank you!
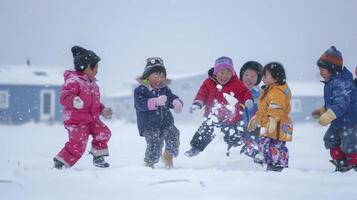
[55,70,111,167]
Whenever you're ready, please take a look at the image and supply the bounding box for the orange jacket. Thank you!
[256,83,293,142]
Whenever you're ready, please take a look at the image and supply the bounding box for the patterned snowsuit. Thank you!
[189,75,252,152]
[134,79,181,165]
[55,70,111,167]
[255,83,293,168]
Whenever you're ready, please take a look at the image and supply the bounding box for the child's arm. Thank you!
[327,80,353,118]
[134,86,166,112]
[60,79,80,108]
[193,79,210,106]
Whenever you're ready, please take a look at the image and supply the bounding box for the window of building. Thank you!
[0,90,9,109]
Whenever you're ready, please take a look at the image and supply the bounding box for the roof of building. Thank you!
[0,65,67,85]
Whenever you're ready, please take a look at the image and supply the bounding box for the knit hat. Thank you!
[71,46,101,71]
[240,61,263,85]
[142,57,166,79]
[213,56,235,75]
[317,46,343,73]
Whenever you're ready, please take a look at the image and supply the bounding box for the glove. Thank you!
[244,99,254,109]
[73,96,84,109]
[267,117,277,133]
[247,115,258,132]
[156,95,167,106]
[319,109,336,126]
[101,107,113,119]
[189,102,202,114]
[311,106,326,119]
[172,99,183,113]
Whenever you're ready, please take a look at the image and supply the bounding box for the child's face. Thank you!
[242,69,258,89]
[84,64,98,81]
[216,69,233,85]
[148,72,166,89]
[319,67,332,81]
[262,70,276,86]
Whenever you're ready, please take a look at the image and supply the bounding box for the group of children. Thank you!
[52,45,357,173]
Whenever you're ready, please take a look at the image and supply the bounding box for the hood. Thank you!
[330,67,353,81]
[63,70,87,81]
[135,76,172,89]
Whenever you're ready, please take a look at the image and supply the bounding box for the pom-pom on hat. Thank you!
[317,46,343,73]
[240,61,263,86]
[142,57,166,79]
[71,46,100,71]
[213,56,235,75]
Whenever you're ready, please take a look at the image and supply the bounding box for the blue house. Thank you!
[0,65,66,124]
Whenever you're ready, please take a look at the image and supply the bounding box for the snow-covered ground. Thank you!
[1,121,357,200]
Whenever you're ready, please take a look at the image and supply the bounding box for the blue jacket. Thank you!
[242,86,261,127]
[134,79,181,136]
[323,67,357,128]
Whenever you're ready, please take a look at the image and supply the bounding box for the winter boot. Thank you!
[145,162,154,169]
[184,147,200,157]
[329,159,350,172]
[93,156,110,168]
[253,153,264,165]
[266,163,284,172]
[162,150,173,169]
[53,158,65,169]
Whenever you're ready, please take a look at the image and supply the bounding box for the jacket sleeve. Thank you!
[194,79,209,105]
[134,86,152,112]
[60,78,80,108]
[166,87,182,109]
[328,79,352,117]
[235,80,253,104]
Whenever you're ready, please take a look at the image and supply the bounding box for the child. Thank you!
[239,61,263,163]
[185,56,253,157]
[53,46,112,169]
[134,57,183,168]
[248,62,293,172]
[312,46,357,172]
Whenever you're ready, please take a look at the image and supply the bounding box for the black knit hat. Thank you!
[263,62,286,85]
[317,46,343,74]
[71,46,101,71]
[240,61,263,85]
[142,57,166,79]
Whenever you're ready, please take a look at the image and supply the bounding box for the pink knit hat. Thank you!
[213,56,235,75]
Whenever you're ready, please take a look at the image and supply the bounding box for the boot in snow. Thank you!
[93,156,110,168]
[53,158,66,169]
[145,162,154,169]
[184,147,200,157]
[266,164,284,172]
[330,159,350,172]
[162,150,173,169]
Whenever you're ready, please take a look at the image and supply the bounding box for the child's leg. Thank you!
[89,120,111,157]
[162,125,180,157]
[143,128,164,165]
[189,119,217,152]
[56,124,90,167]
[222,124,243,155]
[259,137,289,168]
[341,124,357,167]
[241,128,261,158]
[323,127,346,161]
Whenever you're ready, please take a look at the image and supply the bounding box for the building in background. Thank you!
[0,65,65,124]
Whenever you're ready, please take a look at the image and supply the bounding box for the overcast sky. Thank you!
[1,0,357,94]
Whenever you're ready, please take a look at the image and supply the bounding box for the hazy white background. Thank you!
[1,0,357,94]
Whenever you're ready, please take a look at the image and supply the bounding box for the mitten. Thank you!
[73,96,84,109]
[244,99,254,109]
[267,117,277,133]
[319,109,336,126]
[189,102,202,114]
[247,115,258,132]
[156,95,167,106]
[101,107,113,119]
[311,106,326,119]
[172,99,183,113]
